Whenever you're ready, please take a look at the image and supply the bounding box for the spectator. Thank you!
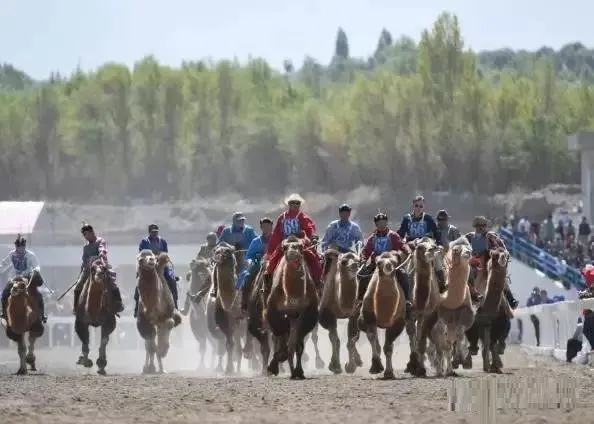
[566,220,576,240]
[566,317,583,363]
[527,287,542,346]
[539,289,554,304]
[583,309,594,351]
[578,216,591,246]
[543,213,555,243]
[556,220,565,241]
[518,216,530,236]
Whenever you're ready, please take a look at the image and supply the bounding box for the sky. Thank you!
[1,0,592,79]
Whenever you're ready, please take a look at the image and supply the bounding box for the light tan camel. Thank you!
[206,242,244,374]
[136,249,181,374]
[431,236,476,376]
[405,237,448,377]
[265,236,319,379]
[358,251,408,379]
[318,248,360,374]
[2,273,44,375]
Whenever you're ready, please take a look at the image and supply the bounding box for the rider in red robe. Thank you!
[263,193,323,296]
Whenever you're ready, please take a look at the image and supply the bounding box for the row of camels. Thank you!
[0,234,512,379]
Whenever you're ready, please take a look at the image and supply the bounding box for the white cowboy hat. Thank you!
[284,193,305,205]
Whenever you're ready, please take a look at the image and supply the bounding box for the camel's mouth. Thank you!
[285,250,302,262]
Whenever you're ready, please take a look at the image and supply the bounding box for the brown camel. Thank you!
[357,251,408,379]
[405,237,448,377]
[2,271,44,375]
[434,236,476,376]
[206,242,243,374]
[74,258,117,375]
[181,257,219,370]
[265,236,319,379]
[319,248,360,374]
[466,247,511,373]
[136,250,181,374]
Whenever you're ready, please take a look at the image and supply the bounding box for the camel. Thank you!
[265,235,319,379]
[319,248,360,374]
[432,237,476,376]
[357,251,408,379]
[74,258,118,375]
[206,242,244,374]
[181,257,218,369]
[136,249,182,374]
[405,237,448,377]
[1,270,44,375]
[464,248,511,374]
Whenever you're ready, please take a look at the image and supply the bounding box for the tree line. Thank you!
[0,12,591,202]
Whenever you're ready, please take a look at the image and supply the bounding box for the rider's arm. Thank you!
[300,213,316,240]
[451,226,462,240]
[244,226,257,248]
[138,238,149,252]
[218,228,231,245]
[397,215,409,239]
[360,235,374,262]
[245,237,261,262]
[320,222,335,252]
[352,223,364,244]
[161,238,169,253]
[26,251,40,270]
[390,232,409,255]
[266,215,283,256]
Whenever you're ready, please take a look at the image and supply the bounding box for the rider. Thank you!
[397,195,446,293]
[197,232,218,260]
[262,193,323,298]
[135,224,180,317]
[237,217,274,312]
[436,209,462,245]
[320,203,363,280]
[0,234,47,323]
[358,213,412,317]
[73,223,124,315]
[464,216,519,307]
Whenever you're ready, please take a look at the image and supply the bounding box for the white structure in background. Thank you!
[568,131,594,225]
[0,201,45,245]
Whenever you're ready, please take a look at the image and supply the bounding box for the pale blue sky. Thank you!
[1,0,592,79]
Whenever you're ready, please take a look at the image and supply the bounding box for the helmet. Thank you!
[206,232,217,241]
[338,203,352,213]
[81,222,94,234]
[436,210,449,220]
[373,212,388,223]
[472,216,488,228]
[14,234,26,247]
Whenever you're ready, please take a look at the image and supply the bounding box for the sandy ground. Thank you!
[0,327,591,424]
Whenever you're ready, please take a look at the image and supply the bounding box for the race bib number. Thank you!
[409,221,427,238]
[374,236,389,253]
[283,218,300,237]
[335,227,350,244]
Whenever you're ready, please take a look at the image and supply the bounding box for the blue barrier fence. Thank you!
[497,227,585,291]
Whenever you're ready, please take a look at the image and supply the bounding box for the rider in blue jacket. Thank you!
[134,224,179,317]
[218,212,258,264]
[237,217,274,313]
[321,204,364,280]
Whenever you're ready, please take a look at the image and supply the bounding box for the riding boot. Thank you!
[396,270,412,319]
[0,283,10,319]
[73,288,81,315]
[166,276,179,310]
[35,290,47,323]
[504,287,519,309]
[111,285,125,313]
[435,269,447,293]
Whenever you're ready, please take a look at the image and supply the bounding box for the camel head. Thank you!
[188,257,211,280]
[90,258,108,283]
[414,237,444,264]
[9,278,28,298]
[488,248,509,271]
[450,240,471,264]
[212,243,236,267]
[338,251,359,276]
[282,235,305,263]
[137,249,157,271]
[375,252,397,276]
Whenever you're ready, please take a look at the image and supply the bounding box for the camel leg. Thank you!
[319,308,341,374]
[366,325,383,374]
[383,321,405,379]
[96,316,116,375]
[199,337,207,369]
[287,318,299,378]
[413,312,438,378]
[404,318,417,374]
[345,313,362,373]
[481,326,491,373]
[291,304,317,380]
[16,337,27,375]
[137,316,157,374]
[233,323,243,373]
[156,325,171,374]
[310,324,325,369]
[74,317,93,368]
[26,332,38,372]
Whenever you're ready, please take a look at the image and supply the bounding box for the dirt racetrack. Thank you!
[0,330,592,424]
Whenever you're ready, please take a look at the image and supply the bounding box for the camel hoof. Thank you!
[96,357,107,370]
[301,352,310,363]
[452,357,461,370]
[355,356,363,367]
[158,369,168,374]
[290,368,305,380]
[267,361,279,376]
[243,350,253,360]
[488,365,503,374]
[404,361,414,374]
[15,367,27,376]
[412,366,427,378]
[83,358,93,368]
[225,366,234,375]
[462,355,473,369]
[328,360,342,374]
[76,355,86,366]
[493,357,503,369]
[469,346,479,356]
[315,357,325,370]
[369,357,384,374]
[446,370,459,377]
[97,368,107,376]
[142,364,156,374]
[344,361,357,374]
[382,369,396,380]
